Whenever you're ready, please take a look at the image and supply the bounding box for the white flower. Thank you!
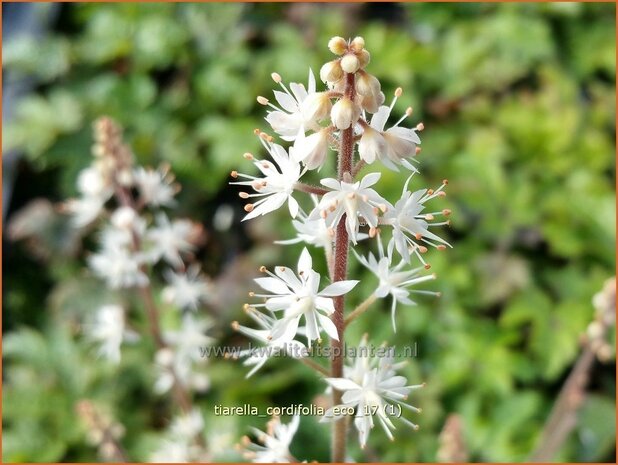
[65,195,108,228]
[163,265,211,311]
[322,339,424,448]
[251,248,358,346]
[276,212,334,250]
[383,176,451,265]
[169,409,205,439]
[77,166,112,198]
[354,239,438,331]
[84,305,138,363]
[88,244,148,288]
[145,214,197,267]
[264,70,320,141]
[133,165,178,207]
[155,315,214,394]
[233,307,307,378]
[232,142,303,220]
[358,90,422,171]
[291,127,330,170]
[317,172,389,244]
[241,415,300,463]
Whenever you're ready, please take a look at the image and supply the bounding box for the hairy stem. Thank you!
[344,294,377,328]
[294,181,329,196]
[331,71,356,463]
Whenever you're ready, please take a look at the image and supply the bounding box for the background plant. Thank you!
[3,3,616,463]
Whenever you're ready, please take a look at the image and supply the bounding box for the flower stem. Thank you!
[294,181,328,196]
[331,71,356,464]
[344,294,377,328]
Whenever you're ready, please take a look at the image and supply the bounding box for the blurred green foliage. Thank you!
[3,2,616,463]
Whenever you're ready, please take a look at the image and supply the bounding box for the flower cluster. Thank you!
[233,36,452,460]
[67,117,215,461]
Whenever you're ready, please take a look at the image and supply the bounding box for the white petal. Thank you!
[325,377,361,391]
[317,313,339,340]
[288,196,299,218]
[360,172,382,189]
[254,277,291,295]
[320,280,359,296]
[320,178,341,190]
[297,247,313,276]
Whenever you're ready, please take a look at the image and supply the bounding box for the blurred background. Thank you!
[2,2,616,463]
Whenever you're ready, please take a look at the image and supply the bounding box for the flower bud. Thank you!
[301,91,332,122]
[351,36,365,53]
[328,36,347,55]
[358,49,371,68]
[331,97,361,130]
[320,60,343,84]
[355,71,381,97]
[340,54,360,74]
[360,91,385,114]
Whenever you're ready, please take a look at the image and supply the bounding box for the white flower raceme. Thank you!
[263,70,320,141]
[383,176,451,265]
[163,265,212,311]
[232,307,306,378]
[145,214,198,268]
[358,89,422,171]
[322,340,424,448]
[250,248,358,346]
[232,141,303,220]
[317,172,389,244]
[354,239,438,331]
[240,415,300,463]
[84,305,138,363]
[133,164,178,207]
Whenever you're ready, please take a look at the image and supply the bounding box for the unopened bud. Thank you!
[330,97,361,130]
[320,60,344,83]
[358,49,371,68]
[351,36,365,53]
[340,54,360,74]
[355,71,381,97]
[328,36,347,55]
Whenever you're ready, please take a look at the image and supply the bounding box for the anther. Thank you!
[427,189,434,195]
[369,227,377,238]
[442,209,451,216]
[442,179,449,185]
[253,128,261,135]
[231,321,240,330]
[415,147,421,154]
[248,291,255,297]
[415,233,423,240]
[257,96,269,105]
[259,265,267,272]
[239,192,249,199]
[230,170,238,178]
[395,87,403,97]
[419,246,428,254]
[244,204,254,212]
[425,214,434,221]
[437,191,446,197]
[271,72,282,83]
[416,122,424,131]
[405,106,413,116]
[424,263,431,270]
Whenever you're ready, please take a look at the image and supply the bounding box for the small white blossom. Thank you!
[134,165,178,207]
[163,265,212,311]
[84,305,138,363]
[322,338,424,448]
[241,415,300,463]
[66,195,108,228]
[354,239,438,331]
[263,70,320,141]
[232,142,303,220]
[251,248,358,346]
[169,408,205,439]
[317,172,389,244]
[358,90,421,171]
[88,244,149,288]
[383,176,451,265]
[233,307,307,378]
[291,127,331,170]
[145,214,197,267]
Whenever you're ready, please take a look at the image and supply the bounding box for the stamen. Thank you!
[230,170,238,178]
[244,204,254,212]
[271,72,282,83]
